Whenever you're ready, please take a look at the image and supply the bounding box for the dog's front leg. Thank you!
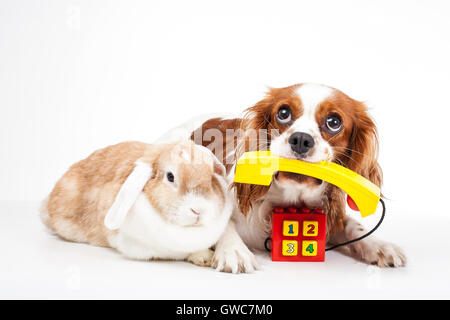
[328,216,407,267]
[212,219,259,273]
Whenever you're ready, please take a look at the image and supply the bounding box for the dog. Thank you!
[162,83,406,273]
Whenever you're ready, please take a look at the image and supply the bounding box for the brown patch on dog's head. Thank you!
[314,89,382,188]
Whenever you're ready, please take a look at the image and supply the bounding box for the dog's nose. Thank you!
[288,132,315,156]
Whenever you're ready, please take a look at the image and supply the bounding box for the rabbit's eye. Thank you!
[167,172,175,183]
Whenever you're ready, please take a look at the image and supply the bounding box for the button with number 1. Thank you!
[283,221,299,236]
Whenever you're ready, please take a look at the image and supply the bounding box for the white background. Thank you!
[1,0,450,299]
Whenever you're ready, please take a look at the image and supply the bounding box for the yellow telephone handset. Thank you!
[234,151,380,217]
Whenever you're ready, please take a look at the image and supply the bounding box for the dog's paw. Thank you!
[187,249,214,267]
[212,242,259,274]
[350,239,407,268]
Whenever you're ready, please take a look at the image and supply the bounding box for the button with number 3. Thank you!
[303,221,318,237]
[282,240,298,256]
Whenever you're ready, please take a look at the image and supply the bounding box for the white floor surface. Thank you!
[1,201,449,299]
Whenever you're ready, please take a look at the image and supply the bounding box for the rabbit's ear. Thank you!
[104,161,152,230]
[195,143,227,177]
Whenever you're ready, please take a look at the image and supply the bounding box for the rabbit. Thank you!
[40,140,234,268]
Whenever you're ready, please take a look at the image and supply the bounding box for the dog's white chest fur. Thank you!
[233,178,328,251]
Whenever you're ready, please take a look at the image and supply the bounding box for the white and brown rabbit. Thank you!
[40,140,233,267]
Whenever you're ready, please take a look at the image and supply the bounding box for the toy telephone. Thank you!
[234,151,385,262]
[234,151,380,217]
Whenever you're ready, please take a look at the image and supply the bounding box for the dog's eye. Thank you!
[276,105,292,124]
[325,114,343,133]
[166,172,175,183]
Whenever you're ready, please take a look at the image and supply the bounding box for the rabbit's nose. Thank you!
[190,208,201,215]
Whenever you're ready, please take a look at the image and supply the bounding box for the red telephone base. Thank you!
[271,206,326,262]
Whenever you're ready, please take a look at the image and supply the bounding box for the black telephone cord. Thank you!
[264,198,386,252]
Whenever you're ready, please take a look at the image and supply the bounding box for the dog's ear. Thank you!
[347,101,383,188]
[232,182,270,216]
[231,93,277,216]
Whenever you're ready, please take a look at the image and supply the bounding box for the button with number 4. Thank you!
[302,241,317,256]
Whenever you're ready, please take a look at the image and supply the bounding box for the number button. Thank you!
[301,241,318,256]
[283,221,299,236]
[303,221,318,237]
[282,240,298,256]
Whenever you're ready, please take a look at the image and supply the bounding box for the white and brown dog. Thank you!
[160,83,407,273]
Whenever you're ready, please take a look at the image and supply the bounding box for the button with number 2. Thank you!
[303,221,318,237]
